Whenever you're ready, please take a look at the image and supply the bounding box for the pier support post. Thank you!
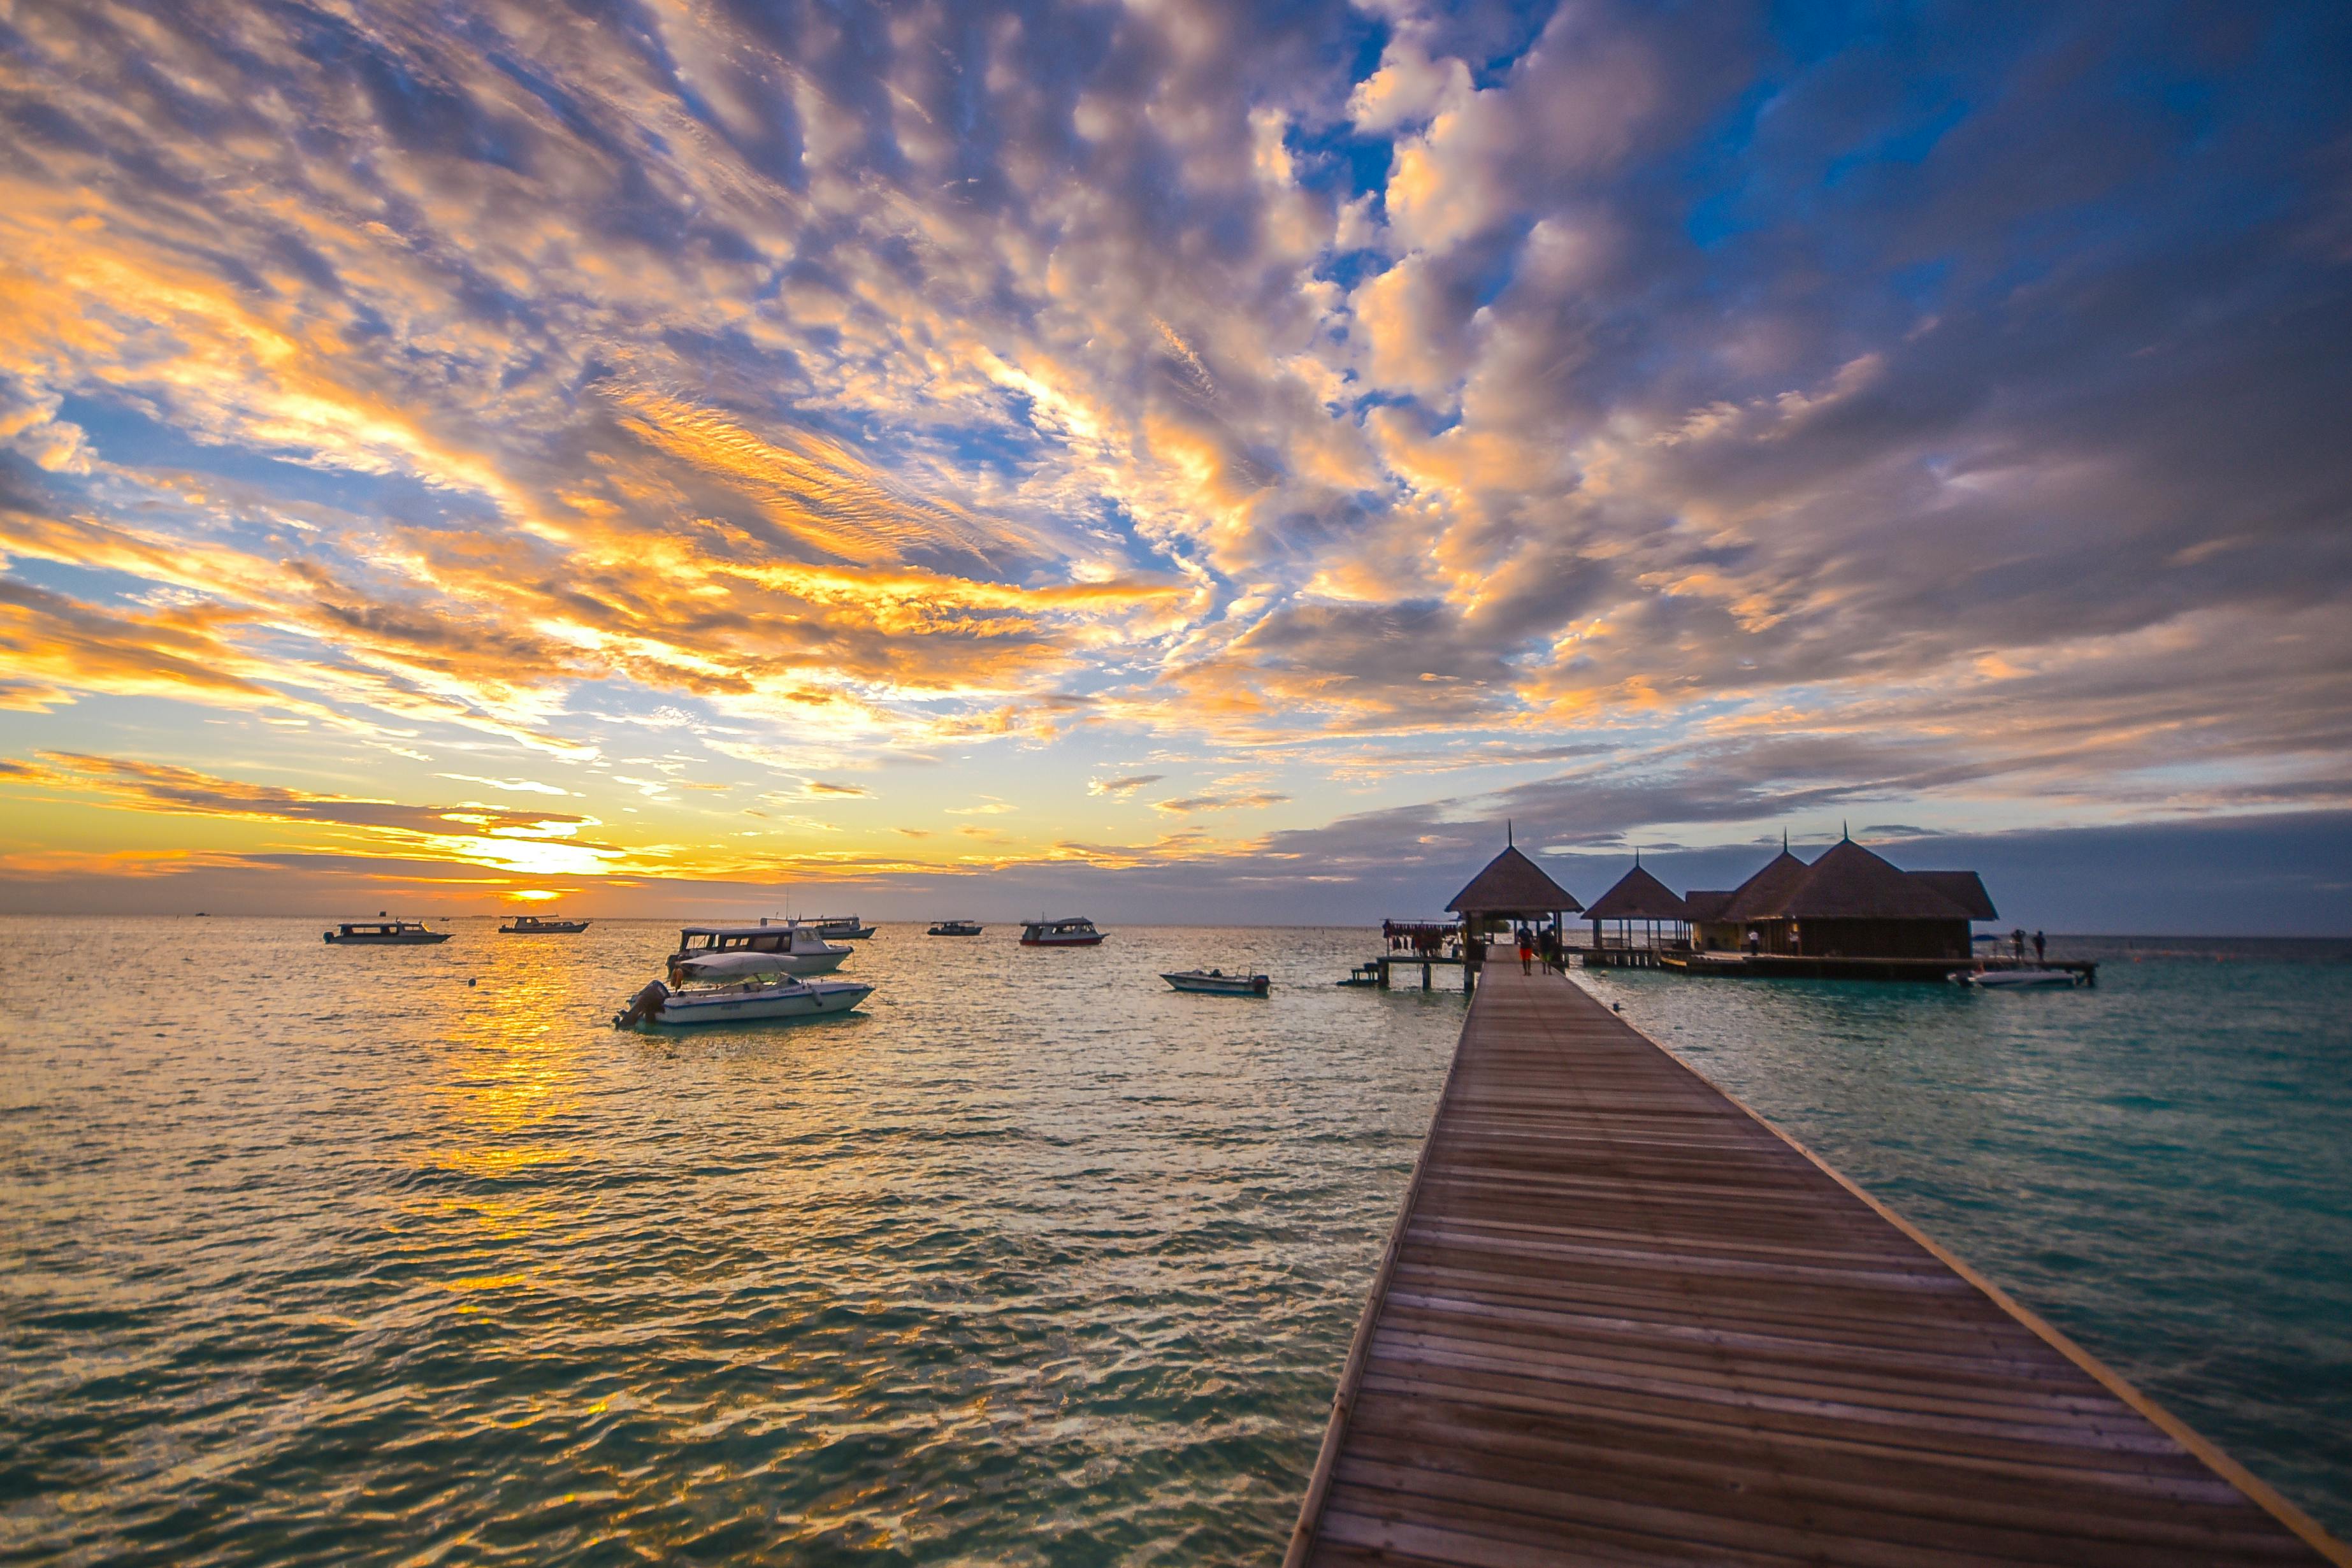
[1376,959,1389,990]
[1422,962,1432,990]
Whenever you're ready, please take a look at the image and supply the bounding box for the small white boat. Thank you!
[672,923,850,977]
[500,914,589,934]
[1020,916,1102,947]
[1162,968,1269,996]
[1952,967,2085,989]
[614,970,873,1030]
[927,919,984,937]
[324,919,448,945]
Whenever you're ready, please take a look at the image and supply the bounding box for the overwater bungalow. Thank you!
[1694,832,1996,961]
[1583,853,1692,954]
[1446,831,1584,949]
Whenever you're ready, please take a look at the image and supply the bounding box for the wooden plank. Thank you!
[1287,965,2349,1568]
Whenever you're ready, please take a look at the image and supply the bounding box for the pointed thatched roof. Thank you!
[1718,849,1812,921]
[1913,871,1998,921]
[1683,889,1735,923]
[1776,838,1974,921]
[1447,844,1583,916]
[1584,863,1691,921]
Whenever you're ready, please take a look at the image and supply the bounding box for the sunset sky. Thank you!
[3,0,2348,928]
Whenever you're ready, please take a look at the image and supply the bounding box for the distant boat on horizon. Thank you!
[324,919,448,945]
[793,914,876,939]
[1020,917,1102,947]
[927,919,983,936]
[500,913,590,934]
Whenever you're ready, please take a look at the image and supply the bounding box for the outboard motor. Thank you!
[614,979,668,1030]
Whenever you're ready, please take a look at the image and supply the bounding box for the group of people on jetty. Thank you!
[1382,919,1564,975]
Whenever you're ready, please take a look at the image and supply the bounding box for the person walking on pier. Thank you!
[1518,932,1533,975]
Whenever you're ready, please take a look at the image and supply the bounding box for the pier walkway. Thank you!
[1288,965,2346,1567]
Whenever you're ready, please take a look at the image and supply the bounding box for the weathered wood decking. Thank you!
[1288,965,2347,1568]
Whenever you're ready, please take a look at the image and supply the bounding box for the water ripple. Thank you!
[1,919,1454,1565]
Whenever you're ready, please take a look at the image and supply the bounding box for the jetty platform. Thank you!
[1287,965,2346,1567]
[1660,951,2099,984]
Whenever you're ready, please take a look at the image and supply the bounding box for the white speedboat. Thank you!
[927,919,983,937]
[324,919,448,944]
[1952,967,2085,988]
[1162,968,1268,996]
[1020,916,1102,946]
[672,922,851,977]
[614,967,873,1030]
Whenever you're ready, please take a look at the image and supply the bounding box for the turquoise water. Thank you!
[4,921,2348,1561]
[1574,937,2352,1541]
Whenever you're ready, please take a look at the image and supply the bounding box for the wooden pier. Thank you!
[1287,965,2346,1567]
[1366,954,1476,991]
[1576,944,1670,972]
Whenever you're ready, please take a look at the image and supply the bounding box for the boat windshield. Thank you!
[675,953,802,981]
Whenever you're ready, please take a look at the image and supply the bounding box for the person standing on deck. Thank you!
[2033,930,2047,963]
[2012,928,2027,960]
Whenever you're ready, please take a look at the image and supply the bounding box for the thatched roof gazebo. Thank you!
[1584,855,1692,951]
[1447,829,1583,947]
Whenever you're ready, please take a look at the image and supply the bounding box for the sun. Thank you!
[503,888,563,903]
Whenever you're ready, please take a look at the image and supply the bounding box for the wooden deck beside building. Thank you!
[1287,965,2348,1568]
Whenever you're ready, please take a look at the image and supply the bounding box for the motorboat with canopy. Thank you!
[671,922,851,977]
[1020,917,1102,946]
[1161,968,1269,996]
[795,914,876,939]
[324,919,448,944]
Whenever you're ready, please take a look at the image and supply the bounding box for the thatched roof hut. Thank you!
[1777,838,1974,920]
[1447,842,1583,920]
[1912,870,1998,921]
[1585,858,1694,953]
[1718,847,1812,921]
[1682,889,1735,923]
[1585,863,1692,923]
[1694,834,1996,961]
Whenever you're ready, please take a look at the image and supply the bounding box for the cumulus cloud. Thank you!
[0,0,2344,902]
[1152,789,1290,814]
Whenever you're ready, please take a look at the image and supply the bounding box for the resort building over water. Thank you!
[1408,830,2053,983]
[1691,833,1997,960]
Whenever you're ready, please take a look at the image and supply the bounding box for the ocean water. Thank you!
[1574,936,2352,1541]
[3,921,2348,1563]
[0,919,1463,1566]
